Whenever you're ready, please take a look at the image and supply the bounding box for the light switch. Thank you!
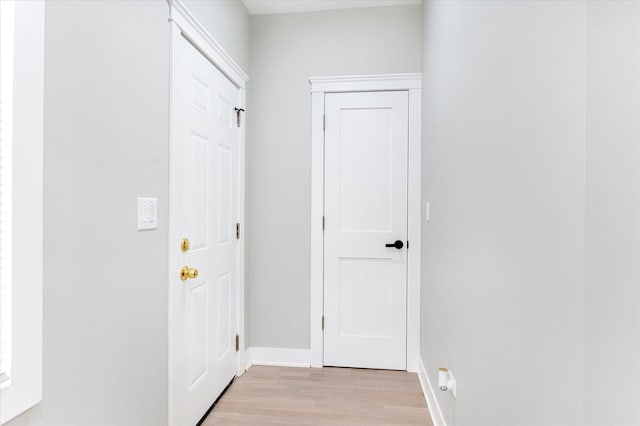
[137,197,158,231]
[425,202,430,222]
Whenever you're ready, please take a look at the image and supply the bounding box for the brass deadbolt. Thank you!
[180,238,190,252]
[180,266,199,281]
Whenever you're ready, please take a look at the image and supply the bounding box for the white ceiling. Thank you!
[242,0,422,16]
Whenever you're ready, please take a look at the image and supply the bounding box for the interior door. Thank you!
[323,91,409,370]
[170,32,239,426]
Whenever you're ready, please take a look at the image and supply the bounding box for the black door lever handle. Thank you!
[385,240,404,249]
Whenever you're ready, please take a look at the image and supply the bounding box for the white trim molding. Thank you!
[168,0,249,89]
[418,356,447,426]
[309,73,421,93]
[309,73,422,371]
[406,87,422,372]
[247,348,311,368]
[235,86,248,378]
[0,1,45,423]
[309,90,324,368]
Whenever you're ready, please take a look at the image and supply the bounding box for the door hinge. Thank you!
[323,114,326,131]
[321,316,324,331]
[407,240,409,249]
[236,223,240,240]
[322,216,325,231]
[235,107,245,128]
[235,334,240,352]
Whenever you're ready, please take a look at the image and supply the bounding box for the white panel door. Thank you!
[324,91,408,370]
[170,33,239,426]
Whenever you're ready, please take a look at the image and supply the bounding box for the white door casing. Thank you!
[168,2,248,425]
[323,91,409,370]
[309,74,421,371]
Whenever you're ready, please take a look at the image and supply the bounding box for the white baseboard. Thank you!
[246,347,311,368]
[417,355,447,426]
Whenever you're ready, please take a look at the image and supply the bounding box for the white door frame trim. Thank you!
[309,73,422,372]
[168,2,248,424]
[168,0,249,88]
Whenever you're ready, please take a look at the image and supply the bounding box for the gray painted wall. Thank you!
[7,2,169,425]
[421,1,640,425]
[7,1,249,425]
[421,1,586,424]
[246,5,422,349]
[182,0,250,72]
[584,2,640,425]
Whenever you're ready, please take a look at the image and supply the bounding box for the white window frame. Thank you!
[0,1,45,423]
[0,0,16,389]
[309,74,422,372]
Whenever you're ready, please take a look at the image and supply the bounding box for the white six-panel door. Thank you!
[323,91,409,370]
[170,32,239,426]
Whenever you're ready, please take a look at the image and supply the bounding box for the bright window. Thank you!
[0,1,44,423]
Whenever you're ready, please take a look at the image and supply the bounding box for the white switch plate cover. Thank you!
[137,197,158,231]
[425,202,430,222]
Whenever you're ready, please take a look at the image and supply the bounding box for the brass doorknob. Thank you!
[180,266,199,281]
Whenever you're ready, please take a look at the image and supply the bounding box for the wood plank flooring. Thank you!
[201,366,432,425]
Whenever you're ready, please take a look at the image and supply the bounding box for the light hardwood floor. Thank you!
[201,366,432,425]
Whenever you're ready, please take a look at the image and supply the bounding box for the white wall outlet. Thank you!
[425,201,430,222]
[137,197,158,231]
